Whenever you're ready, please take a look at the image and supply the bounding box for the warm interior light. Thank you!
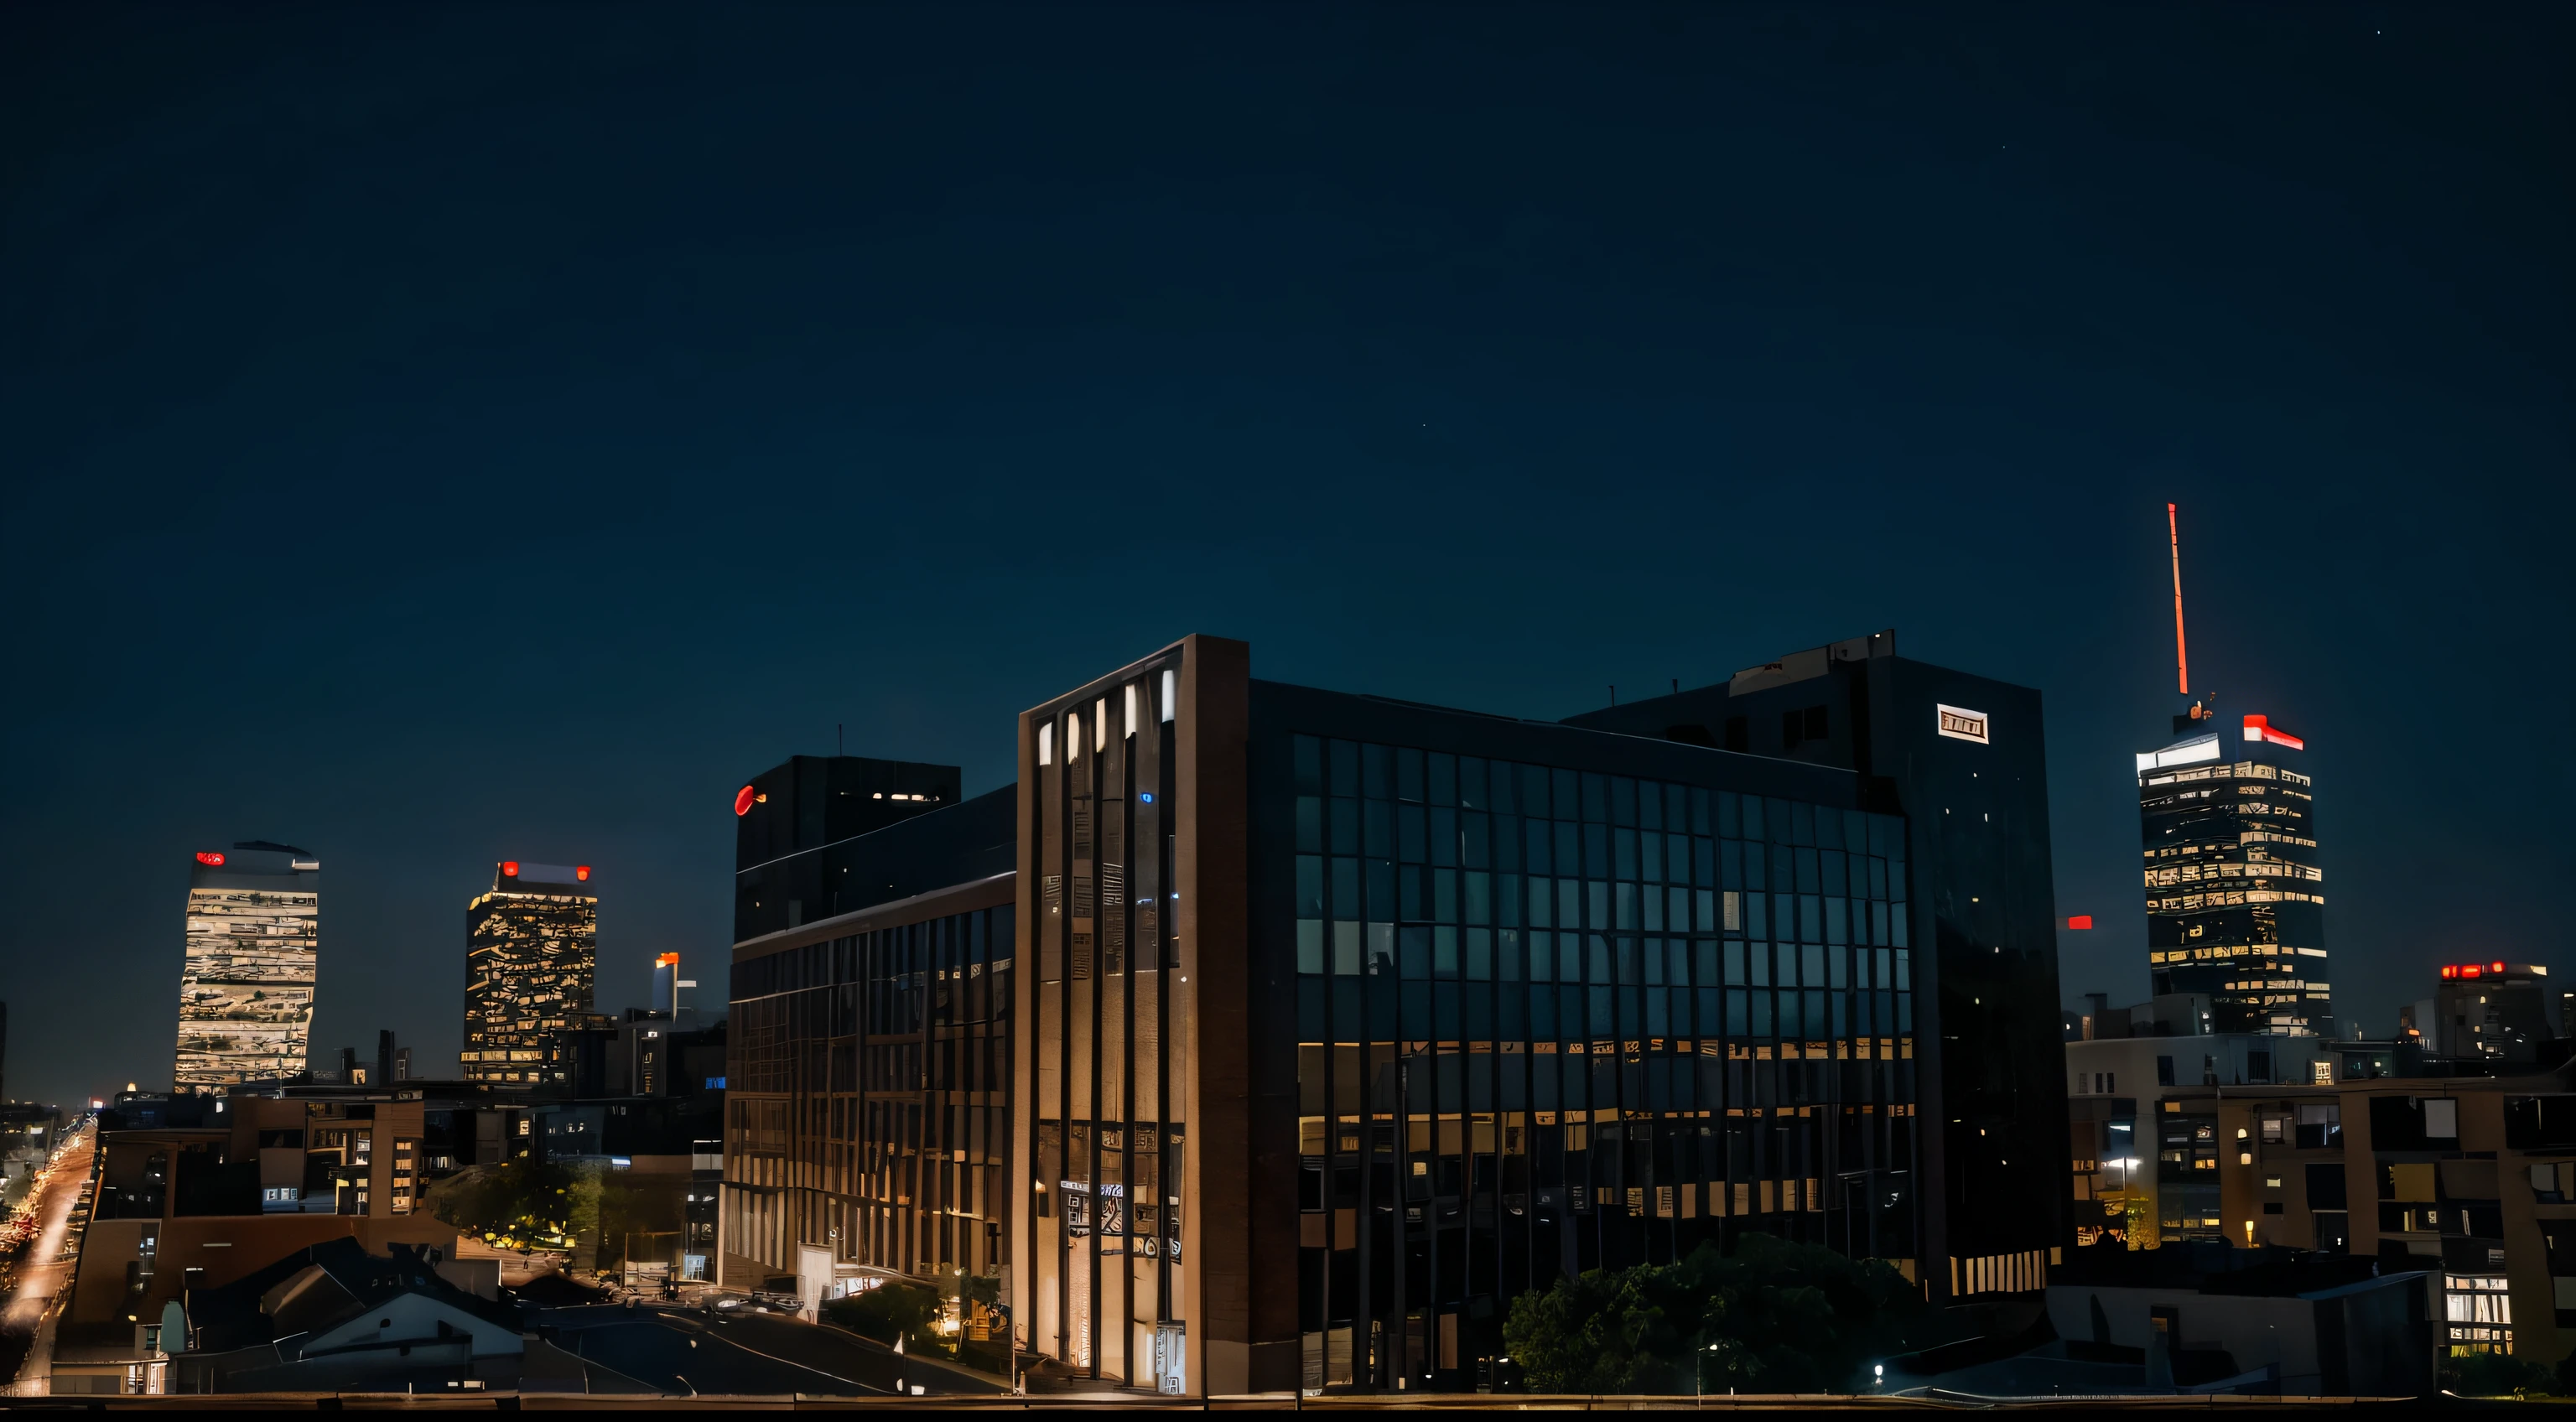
[501,861,520,877]
[195,851,226,867]
[734,786,756,817]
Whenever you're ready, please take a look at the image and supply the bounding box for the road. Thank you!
[543,1302,1010,1397]
[1,1126,94,1395]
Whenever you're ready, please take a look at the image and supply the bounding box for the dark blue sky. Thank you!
[3,4,2567,1109]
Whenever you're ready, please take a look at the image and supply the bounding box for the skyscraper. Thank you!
[174,842,322,1092]
[2133,506,2328,1036]
[2137,715,2326,1034]
[462,860,599,1087]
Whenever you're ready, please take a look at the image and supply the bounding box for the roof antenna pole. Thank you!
[2167,502,2190,696]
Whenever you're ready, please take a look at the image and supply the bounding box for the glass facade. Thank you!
[174,847,320,1092]
[1026,667,1185,1388]
[462,866,599,1086]
[2139,728,2327,1035]
[1284,735,1915,1388]
[724,896,1014,1284]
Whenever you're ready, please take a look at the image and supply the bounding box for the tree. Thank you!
[1503,1233,1930,1394]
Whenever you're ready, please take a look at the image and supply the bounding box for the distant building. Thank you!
[2137,715,2328,1035]
[461,861,599,1087]
[2406,961,2560,1066]
[174,843,321,1092]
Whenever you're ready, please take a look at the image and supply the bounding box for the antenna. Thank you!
[2166,503,2189,695]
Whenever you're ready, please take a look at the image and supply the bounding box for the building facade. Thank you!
[1565,631,2071,1303]
[2137,714,2328,1035]
[732,755,964,942]
[461,862,599,1087]
[1013,636,1956,1397]
[2063,1047,2576,1368]
[174,843,322,1092]
[2407,962,2560,1066]
[720,784,1015,1291]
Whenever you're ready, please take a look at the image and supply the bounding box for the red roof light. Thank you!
[501,860,520,877]
[2462,964,2482,978]
[2494,961,2506,973]
[734,785,756,817]
[195,851,226,867]
[575,865,591,882]
[2065,916,2093,931]
[2441,965,2458,978]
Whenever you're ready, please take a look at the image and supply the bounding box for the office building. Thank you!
[461,861,599,1087]
[174,842,322,1092]
[1012,635,1981,1396]
[1566,631,2070,1305]
[732,755,963,942]
[2135,714,2328,1035]
[721,769,1015,1294]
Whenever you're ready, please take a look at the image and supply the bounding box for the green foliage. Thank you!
[2446,1349,2556,1399]
[1502,1233,1928,1394]
[429,1159,579,1247]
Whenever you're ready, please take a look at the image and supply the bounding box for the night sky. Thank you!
[3,4,2567,1111]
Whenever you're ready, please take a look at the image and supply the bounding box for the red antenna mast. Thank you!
[2167,502,2189,695]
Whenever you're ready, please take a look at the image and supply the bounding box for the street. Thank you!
[541,1301,1010,1398]
[1,1125,93,1396]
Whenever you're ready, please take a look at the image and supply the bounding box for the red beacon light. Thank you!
[501,860,521,877]
[575,865,591,882]
[195,851,226,867]
[2460,963,2482,979]
[2065,916,2094,931]
[734,785,757,817]
[2493,961,2507,973]
[2441,965,2458,978]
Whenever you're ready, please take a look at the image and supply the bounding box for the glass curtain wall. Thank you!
[723,902,1013,1283]
[1031,670,1182,1387]
[2141,757,2328,1035]
[1285,736,1915,1389]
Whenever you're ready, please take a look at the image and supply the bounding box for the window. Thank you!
[2426,1098,2459,1139]
[2156,1056,2175,1087]
[2445,1274,2513,1355]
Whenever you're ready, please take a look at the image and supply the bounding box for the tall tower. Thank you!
[2135,506,2328,1035]
[174,842,321,1091]
[461,860,598,1087]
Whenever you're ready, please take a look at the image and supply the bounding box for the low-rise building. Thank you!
[2061,1047,2576,1368]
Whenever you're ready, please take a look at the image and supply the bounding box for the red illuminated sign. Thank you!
[2243,714,2306,750]
[195,851,226,867]
[2065,916,2093,931]
[575,865,591,882]
[501,861,520,877]
[2461,964,2482,978]
[734,785,756,817]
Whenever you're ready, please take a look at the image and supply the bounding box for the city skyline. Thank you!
[3,5,2568,1116]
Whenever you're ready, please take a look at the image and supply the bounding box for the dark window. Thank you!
[1722,717,1748,753]
[2155,1056,2175,1087]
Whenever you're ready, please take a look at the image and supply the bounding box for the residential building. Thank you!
[731,755,965,942]
[2059,1046,2576,1368]
[721,778,1015,1295]
[2136,714,2328,1035]
[1013,635,1970,1396]
[174,843,321,1092]
[1565,630,2071,1303]
[51,1087,461,1394]
[461,861,599,1087]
